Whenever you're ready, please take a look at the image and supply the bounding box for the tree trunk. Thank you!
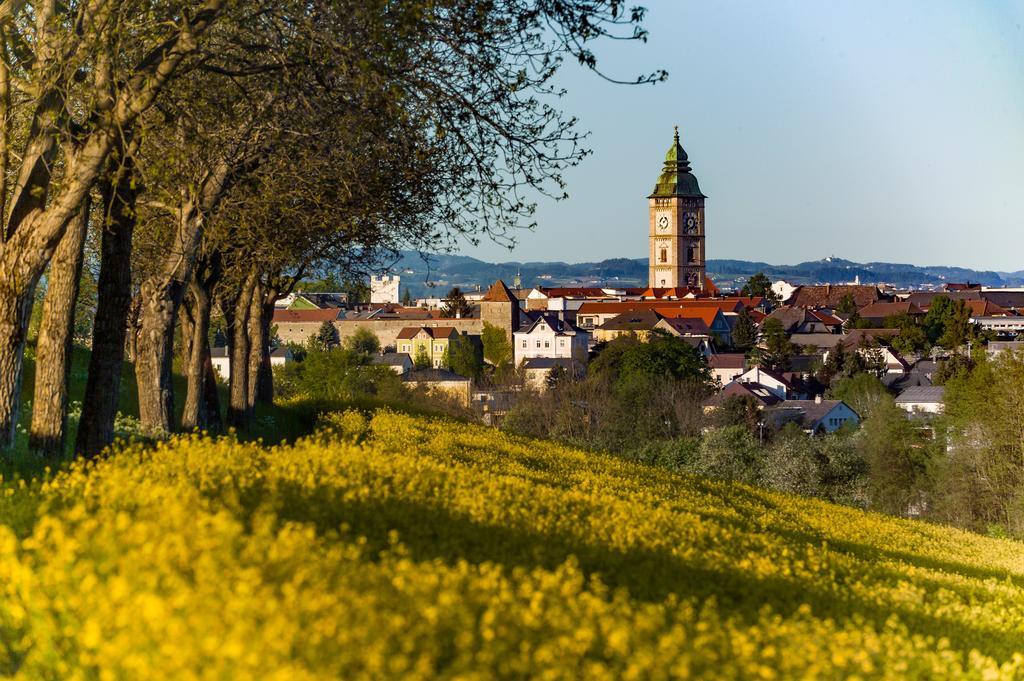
[225,271,257,430]
[202,349,222,432]
[134,277,185,435]
[0,283,39,448]
[77,153,137,458]
[181,281,215,431]
[255,296,275,404]
[246,280,264,409]
[180,294,198,425]
[28,201,89,459]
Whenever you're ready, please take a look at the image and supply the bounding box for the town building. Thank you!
[402,368,472,406]
[708,353,746,385]
[370,274,401,304]
[762,398,860,434]
[371,352,414,375]
[521,357,584,391]
[513,315,589,365]
[210,346,292,381]
[648,127,707,290]
[895,386,945,415]
[395,326,461,369]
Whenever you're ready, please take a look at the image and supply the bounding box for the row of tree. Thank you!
[0,0,662,460]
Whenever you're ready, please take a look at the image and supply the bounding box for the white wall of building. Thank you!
[370,275,401,304]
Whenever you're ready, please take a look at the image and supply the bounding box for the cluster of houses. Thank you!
[258,275,1024,433]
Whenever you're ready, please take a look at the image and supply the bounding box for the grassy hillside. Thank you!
[1,411,1023,678]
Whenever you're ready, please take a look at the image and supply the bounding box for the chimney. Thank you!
[815,394,822,404]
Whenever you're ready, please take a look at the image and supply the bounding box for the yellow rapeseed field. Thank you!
[0,410,1023,679]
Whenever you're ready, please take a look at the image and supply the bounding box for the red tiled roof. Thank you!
[272,308,342,323]
[808,309,844,326]
[858,301,924,318]
[964,300,1012,317]
[577,300,741,316]
[653,307,722,327]
[535,287,610,298]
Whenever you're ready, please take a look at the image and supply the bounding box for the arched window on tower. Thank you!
[686,245,694,263]
[659,248,667,263]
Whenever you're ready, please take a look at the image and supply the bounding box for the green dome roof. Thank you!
[649,126,706,199]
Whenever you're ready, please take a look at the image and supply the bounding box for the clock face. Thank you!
[683,212,699,234]
[657,214,670,231]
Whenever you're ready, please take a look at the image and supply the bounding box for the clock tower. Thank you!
[648,126,707,290]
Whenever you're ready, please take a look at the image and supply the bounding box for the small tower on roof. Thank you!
[648,126,707,291]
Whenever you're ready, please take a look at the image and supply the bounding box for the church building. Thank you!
[648,127,707,290]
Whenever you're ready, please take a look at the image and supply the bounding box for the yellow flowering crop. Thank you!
[0,409,1022,678]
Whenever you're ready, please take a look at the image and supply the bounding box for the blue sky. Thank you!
[460,0,1024,271]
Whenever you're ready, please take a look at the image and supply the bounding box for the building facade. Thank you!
[396,326,460,369]
[648,127,707,290]
[370,274,400,305]
[513,315,589,365]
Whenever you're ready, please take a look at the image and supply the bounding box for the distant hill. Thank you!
[385,251,1023,296]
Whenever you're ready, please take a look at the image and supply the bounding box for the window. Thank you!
[544,341,550,348]
[559,339,565,347]
[659,248,667,263]
[535,340,541,348]
[521,340,527,348]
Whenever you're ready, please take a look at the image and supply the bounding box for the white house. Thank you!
[372,352,414,375]
[763,398,860,434]
[894,386,945,415]
[708,353,746,386]
[210,346,292,381]
[513,315,589,365]
[735,366,791,401]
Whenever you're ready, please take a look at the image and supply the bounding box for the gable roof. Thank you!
[272,308,343,323]
[480,280,518,303]
[395,326,459,340]
[789,284,882,309]
[708,353,746,369]
[839,328,900,351]
[858,301,924,318]
[517,314,585,336]
[766,306,842,332]
[652,306,724,327]
[655,317,711,336]
[372,352,413,366]
[895,386,945,404]
[764,399,858,426]
[808,309,844,326]
[739,365,793,389]
[964,299,1012,317]
[599,309,662,331]
[704,380,782,408]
